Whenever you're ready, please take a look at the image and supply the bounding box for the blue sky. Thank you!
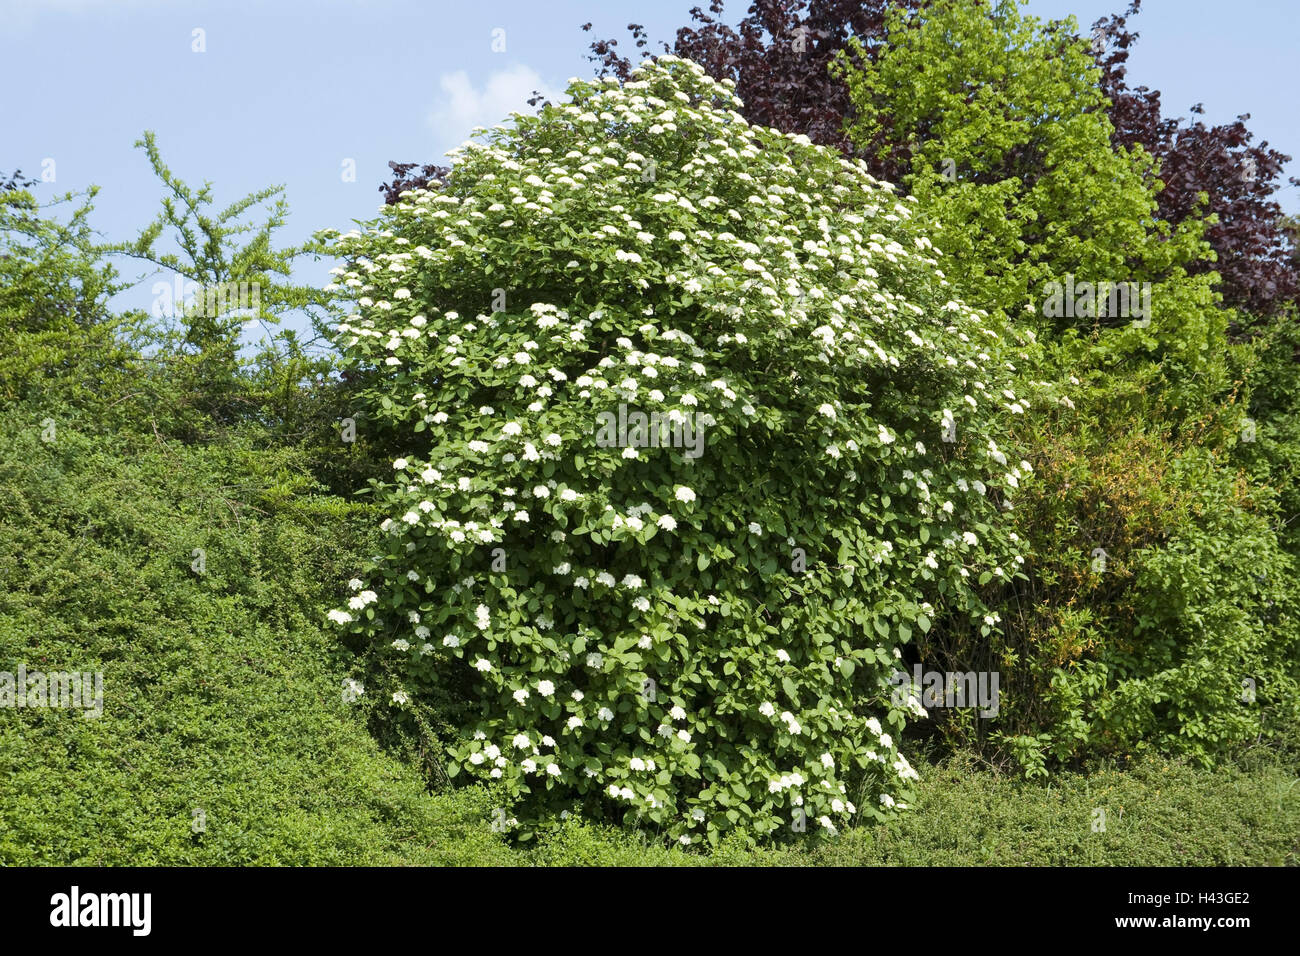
[3,0,1296,337]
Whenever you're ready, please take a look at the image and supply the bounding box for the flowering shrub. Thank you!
[325,56,1033,845]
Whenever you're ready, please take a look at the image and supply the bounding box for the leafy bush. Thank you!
[1090,449,1300,758]
[325,56,1040,845]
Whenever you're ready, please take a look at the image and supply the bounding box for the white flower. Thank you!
[674,486,696,503]
[748,522,762,535]
[347,590,377,610]
[759,701,776,717]
[817,403,836,420]
[391,690,409,705]
[393,458,408,470]
[776,649,791,663]
[502,421,522,436]
[475,604,491,629]
[670,705,687,720]
[546,763,561,776]
[537,680,555,697]
[327,609,353,625]
[962,531,979,547]
[474,658,492,672]
[622,574,643,588]
[598,707,614,721]
[657,514,677,531]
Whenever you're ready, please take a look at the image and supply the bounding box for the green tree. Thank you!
[0,183,141,414]
[835,0,1223,402]
[103,132,342,444]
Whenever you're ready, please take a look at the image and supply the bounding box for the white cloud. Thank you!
[428,65,561,157]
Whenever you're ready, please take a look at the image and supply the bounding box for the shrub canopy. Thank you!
[327,56,1037,844]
